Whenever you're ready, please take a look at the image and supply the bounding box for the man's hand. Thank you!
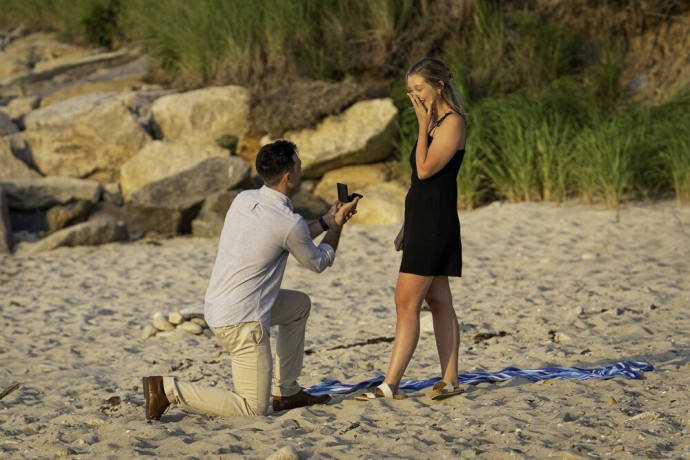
[334,197,360,226]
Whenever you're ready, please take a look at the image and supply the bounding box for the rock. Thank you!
[25,220,127,253]
[0,111,18,136]
[607,396,618,406]
[0,136,41,180]
[290,188,330,221]
[190,317,208,328]
[151,85,250,146]
[313,163,392,204]
[0,187,13,254]
[281,98,398,178]
[180,306,205,320]
[101,183,123,206]
[141,325,158,339]
[23,92,151,181]
[46,200,92,232]
[120,140,231,198]
[265,446,300,460]
[152,312,175,332]
[168,312,184,325]
[0,177,101,210]
[349,181,407,225]
[191,190,240,238]
[177,322,203,335]
[125,156,249,235]
[0,96,39,121]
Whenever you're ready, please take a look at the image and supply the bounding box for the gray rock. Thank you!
[46,200,92,232]
[0,177,102,210]
[25,219,127,253]
[120,140,230,197]
[125,157,249,235]
[191,190,241,238]
[290,188,330,221]
[0,111,18,135]
[0,187,13,254]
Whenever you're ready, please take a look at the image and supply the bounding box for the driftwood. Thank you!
[0,383,20,400]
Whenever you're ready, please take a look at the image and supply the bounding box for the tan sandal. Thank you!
[355,382,408,401]
[429,381,466,401]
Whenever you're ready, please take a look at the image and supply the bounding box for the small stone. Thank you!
[563,412,577,422]
[152,312,175,331]
[56,447,75,457]
[177,322,203,335]
[190,317,208,328]
[607,396,617,407]
[265,446,300,460]
[612,445,625,454]
[180,306,205,320]
[23,427,37,436]
[581,252,596,260]
[141,325,158,339]
[168,312,184,325]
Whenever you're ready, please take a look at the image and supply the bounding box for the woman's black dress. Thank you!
[400,115,464,277]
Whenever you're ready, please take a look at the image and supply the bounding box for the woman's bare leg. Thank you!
[383,273,434,393]
[425,276,459,385]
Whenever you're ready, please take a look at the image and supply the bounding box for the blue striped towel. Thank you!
[305,361,653,396]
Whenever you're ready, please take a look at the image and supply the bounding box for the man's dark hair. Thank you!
[255,140,298,186]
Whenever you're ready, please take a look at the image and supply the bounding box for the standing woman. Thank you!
[357,57,467,401]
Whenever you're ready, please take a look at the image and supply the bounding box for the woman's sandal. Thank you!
[428,381,466,401]
[355,382,408,401]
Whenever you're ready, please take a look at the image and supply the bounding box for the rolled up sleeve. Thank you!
[285,220,335,273]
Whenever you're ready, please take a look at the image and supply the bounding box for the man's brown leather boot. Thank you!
[272,389,331,412]
[143,376,170,420]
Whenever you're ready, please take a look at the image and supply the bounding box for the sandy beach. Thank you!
[1,200,689,459]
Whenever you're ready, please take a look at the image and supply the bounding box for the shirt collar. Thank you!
[258,185,293,211]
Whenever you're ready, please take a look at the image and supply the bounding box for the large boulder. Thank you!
[125,156,250,235]
[24,220,128,254]
[313,163,393,204]
[22,92,151,182]
[0,136,41,180]
[0,177,102,210]
[151,85,250,146]
[280,98,398,178]
[349,181,408,225]
[0,96,39,121]
[0,187,13,254]
[191,190,241,238]
[0,112,18,136]
[120,141,231,198]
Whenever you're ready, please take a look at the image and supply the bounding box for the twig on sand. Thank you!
[0,383,20,400]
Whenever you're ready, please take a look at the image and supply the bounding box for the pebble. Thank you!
[607,396,617,406]
[141,325,158,339]
[152,312,175,331]
[146,309,211,338]
[177,321,203,335]
[169,312,185,325]
[265,446,300,460]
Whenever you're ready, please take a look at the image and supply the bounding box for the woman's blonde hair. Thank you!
[407,57,466,120]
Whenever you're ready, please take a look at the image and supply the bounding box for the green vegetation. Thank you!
[2,0,688,207]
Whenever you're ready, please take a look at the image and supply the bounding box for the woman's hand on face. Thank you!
[407,92,435,127]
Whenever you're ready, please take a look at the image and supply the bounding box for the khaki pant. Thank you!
[163,289,311,416]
